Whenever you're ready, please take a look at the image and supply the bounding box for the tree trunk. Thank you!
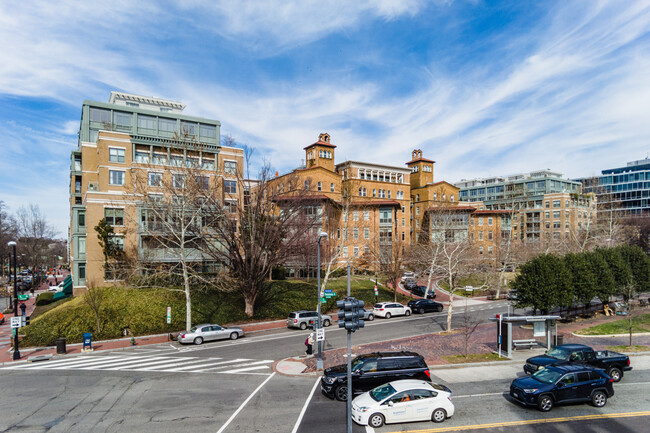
[446,273,453,332]
[393,278,398,302]
[182,261,192,332]
[244,292,257,317]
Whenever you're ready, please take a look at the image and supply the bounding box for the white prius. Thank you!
[351,380,454,428]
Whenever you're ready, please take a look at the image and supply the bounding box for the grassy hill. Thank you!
[22,277,407,347]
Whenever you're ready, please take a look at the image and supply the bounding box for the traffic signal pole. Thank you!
[337,296,365,433]
[346,325,352,433]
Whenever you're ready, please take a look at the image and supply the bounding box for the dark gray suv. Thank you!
[287,310,332,330]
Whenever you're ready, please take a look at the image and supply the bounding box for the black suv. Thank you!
[321,352,431,401]
[409,285,436,299]
[407,299,443,314]
[510,364,614,412]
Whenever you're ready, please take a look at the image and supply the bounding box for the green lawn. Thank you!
[575,313,650,335]
[607,345,650,353]
[21,277,404,347]
[442,353,507,364]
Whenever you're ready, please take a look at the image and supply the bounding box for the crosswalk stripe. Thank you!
[203,360,273,372]
[5,355,127,369]
[76,356,177,370]
[223,365,273,374]
[130,358,211,371]
[172,358,247,371]
[48,356,154,370]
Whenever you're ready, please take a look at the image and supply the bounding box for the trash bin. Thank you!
[556,334,564,346]
[56,337,66,354]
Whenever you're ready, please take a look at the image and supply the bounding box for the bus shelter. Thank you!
[489,315,561,358]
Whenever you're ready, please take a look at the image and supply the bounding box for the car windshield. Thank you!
[545,348,570,360]
[370,383,396,402]
[351,357,366,370]
[189,327,197,333]
[532,368,562,384]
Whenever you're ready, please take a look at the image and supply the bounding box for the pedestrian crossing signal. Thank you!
[20,316,30,327]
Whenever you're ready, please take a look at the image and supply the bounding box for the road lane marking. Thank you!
[222,365,272,374]
[389,411,650,433]
[452,392,505,399]
[291,377,320,433]
[215,372,276,433]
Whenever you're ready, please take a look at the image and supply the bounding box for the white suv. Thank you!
[373,302,411,319]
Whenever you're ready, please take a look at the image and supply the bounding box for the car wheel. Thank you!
[300,322,307,330]
[385,312,391,319]
[419,308,425,314]
[193,337,203,345]
[537,395,553,412]
[431,408,447,423]
[405,310,411,316]
[591,390,607,407]
[323,319,331,327]
[367,314,374,321]
[607,367,622,382]
[230,332,239,340]
[368,413,385,428]
[334,385,347,401]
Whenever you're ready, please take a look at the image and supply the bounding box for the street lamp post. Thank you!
[8,241,20,360]
[316,231,328,370]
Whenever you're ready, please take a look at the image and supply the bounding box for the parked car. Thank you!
[523,344,631,382]
[48,282,64,292]
[402,272,416,280]
[510,364,614,412]
[321,351,431,401]
[286,311,332,330]
[410,285,436,299]
[352,380,454,427]
[362,309,375,321]
[407,299,443,314]
[403,279,417,290]
[506,289,518,301]
[178,324,244,345]
[373,302,411,319]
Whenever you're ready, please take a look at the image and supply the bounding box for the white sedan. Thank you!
[47,282,64,292]
[373,302,411,319]
[352,380,454,428]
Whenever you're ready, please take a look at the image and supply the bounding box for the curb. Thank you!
[572,331,650,338]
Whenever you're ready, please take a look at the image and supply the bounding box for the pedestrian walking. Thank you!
[19,302,26,316]
[305,333,314,356]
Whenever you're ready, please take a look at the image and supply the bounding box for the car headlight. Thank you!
[523,388,538,393]
[356,406,370,412]
[323,377,336,384]
[537,365,544,371]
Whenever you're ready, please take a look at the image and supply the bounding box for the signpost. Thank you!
[316,327,325,342]
[166,307,171,324]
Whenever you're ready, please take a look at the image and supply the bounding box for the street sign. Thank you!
[316,328,325,342]
[166,306,171,324]
[10,317,21,328]
[321,297,326,303]
[18,294,29,301]
[324,289,332,293]
[324,291,336,298]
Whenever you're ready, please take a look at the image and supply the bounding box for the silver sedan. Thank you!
[178,324,244,345]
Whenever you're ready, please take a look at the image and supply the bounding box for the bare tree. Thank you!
[412,207,474,332]
[0,202,18,278]
[83,282,106,334]
[460,300,482,357]
[15,204,57,272]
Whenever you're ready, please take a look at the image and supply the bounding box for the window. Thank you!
[317,181,322,191]
[159,117,176,132]
[364,245,369,254]
[565,199,570,207]
[379,209,392,224]
[186,157,199,168]
[553,200,561,208]
[402,218,405,227]
[353,246,359,258]
[488,217,493,226]
[479,231,483,241]
[478,217,484,226]
[109,236,124,251]
[173,174,186,188]
[138,115,156,130]
[78,211,85,227]
[109,148,125,163]
[202,159,214,170]
[109,170,124,185]
[372,189,376,197]
[197,176,209,190]
[78,237,86,255]
[224,161,237,175]
[114,111,132,127]
[89,107,111,123]
[181,121,196,135]
[78,262,86,279]
[135,151,149,163]
[224,180,237,194]
[387,190,391,198]
[364,210,369,220]
[304,180,310,190]
[330,183,335,192]
[488,245,493,254]
[415,206,420,215]
[364,227,369,239]
[353,211,358,221]
[343,246,348,258]
[488,231,493,240]
[545,211,550,218]
[170,155,184,167]
[553,211,560,218]
[353,228,359,239]
[225,199,237,214]
[126,102,139,107]
[152,153,167,165]
[416,194,420,201]
[199,124,216,138]
[479,246,484,254]
[104,208,124,226]
[450,194,454,202]
[148,172,162,187]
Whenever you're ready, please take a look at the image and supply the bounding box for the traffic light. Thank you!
[337,297,365,332]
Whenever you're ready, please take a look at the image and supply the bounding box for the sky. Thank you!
[1,0,649,237]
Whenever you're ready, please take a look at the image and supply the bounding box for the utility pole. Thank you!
[337,297,365,433]
[8,241,20,360]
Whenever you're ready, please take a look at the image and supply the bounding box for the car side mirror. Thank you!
[557,382,565,388]
[354,369,363,375]
[388,401,394,407]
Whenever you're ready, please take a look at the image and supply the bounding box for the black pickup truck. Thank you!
[524,344,632,382]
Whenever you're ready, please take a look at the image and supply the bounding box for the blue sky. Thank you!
[1,0,649,236]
